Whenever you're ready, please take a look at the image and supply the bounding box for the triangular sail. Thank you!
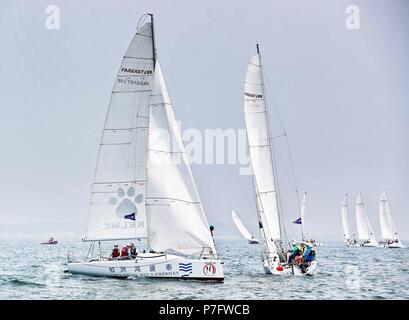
[84,21,154,241]
[355,193,377,244]
[244,48,282,256]
[341,194,350,242]
[379,190,399,241]
[232,210,253,241]
[146,62,216,256]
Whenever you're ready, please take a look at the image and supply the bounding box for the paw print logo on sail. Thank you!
[178,263,192,277]
[109,186,144,220]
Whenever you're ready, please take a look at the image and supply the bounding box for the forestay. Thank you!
[146,62,216,256]
[84,22,154,241]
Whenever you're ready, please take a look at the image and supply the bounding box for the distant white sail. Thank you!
[379,190,399,242]
[341,194,350,242]
[355,193,377,244]
[146,62,216,256]
[232,210,253,241]
[300,192,307,238]
[84,22,154,241]
[244,51,281,255]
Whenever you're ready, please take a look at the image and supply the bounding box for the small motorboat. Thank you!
[41,237,58,245]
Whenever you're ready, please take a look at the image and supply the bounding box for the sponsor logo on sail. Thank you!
[244,92,262,98]
[179,263,192,277]
[121,67,152,75]
[203,263,216,275]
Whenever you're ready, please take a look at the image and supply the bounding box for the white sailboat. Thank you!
[231,210,259,244]
[379,190,404,248]
[341,194,358,247]
[244,44,317,275]
[299,192,322,247]
[355,193,378,247]
[67,14,224,281]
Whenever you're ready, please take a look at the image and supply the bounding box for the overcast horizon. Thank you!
[0,0,408,242]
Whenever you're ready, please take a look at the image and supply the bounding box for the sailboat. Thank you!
[379,190,404,248]
[355,193,378,247]
[341,194,358,247]
[297,192,322,247]
[231,210,259,244]
[244,44,317,275]
[66,14,224,281]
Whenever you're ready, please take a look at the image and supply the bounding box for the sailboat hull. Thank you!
[67,253,224,282]
[262,254,317,276]
[361,242,379,247]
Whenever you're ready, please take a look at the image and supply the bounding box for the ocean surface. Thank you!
[0,239,408,300]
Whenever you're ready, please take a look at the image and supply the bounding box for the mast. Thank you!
[256,44,285,243]
[148,13,157,69]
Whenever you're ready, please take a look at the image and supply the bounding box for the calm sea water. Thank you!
[0,239,408,300]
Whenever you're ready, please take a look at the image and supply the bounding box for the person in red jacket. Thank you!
[110,244,120,259]
[120,245,129,258]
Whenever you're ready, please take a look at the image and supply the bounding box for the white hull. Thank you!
[262,254,317,276]
[67,253,224,282]
[361,242,379,247]
[380,241,404,248]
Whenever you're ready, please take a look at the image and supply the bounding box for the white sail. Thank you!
[84,22,154,241]
[300,192,307,238]
[244,51,281,256]
[379,190,399,241]
[355,193,377,244]
[232,210,253,241]
[341,194,350,241]
[146,62,216,256]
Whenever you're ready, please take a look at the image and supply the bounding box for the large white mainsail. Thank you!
[244,46,284,257]
[355,193,378,245]
[84,21,154,241]
[341,194,351,242]
[146,62,216,256]
[232,210,253,241]
[379,190,399,242]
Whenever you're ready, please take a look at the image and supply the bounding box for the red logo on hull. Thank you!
[203,264,216,275]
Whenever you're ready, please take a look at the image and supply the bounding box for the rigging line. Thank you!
[263,64,301,226]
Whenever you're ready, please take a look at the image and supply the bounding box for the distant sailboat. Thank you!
[232,210,259,244]
[355,193,378,247]
[297,192,322,246]
[341,194,358,247]
[66,14,223,281]
[244,44,317,275]
[379,190,403,248]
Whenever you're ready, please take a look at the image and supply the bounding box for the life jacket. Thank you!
[112,248,120,258]
[120,247,129,257]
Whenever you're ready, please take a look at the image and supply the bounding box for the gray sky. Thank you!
[0,0,408,240]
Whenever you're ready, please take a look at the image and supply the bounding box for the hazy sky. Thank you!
[0,0,408,240]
